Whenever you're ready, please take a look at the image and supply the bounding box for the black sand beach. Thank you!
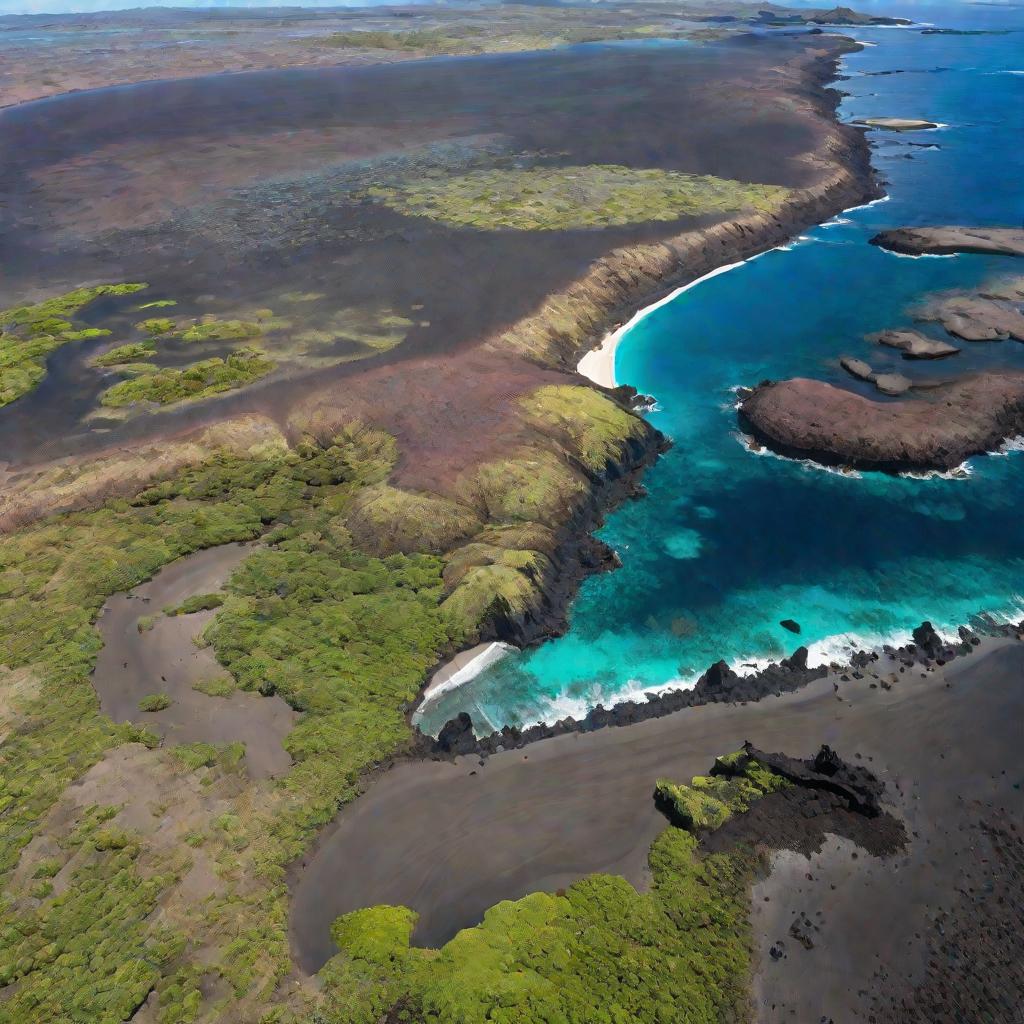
[291,640,1024,1021]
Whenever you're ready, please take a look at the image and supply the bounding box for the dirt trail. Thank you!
[92,543,296,779]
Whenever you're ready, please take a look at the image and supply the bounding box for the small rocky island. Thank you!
[741,269,1024,471]
[853,117,939,131]
[739,373,1024,472]
[872,226,1024,257]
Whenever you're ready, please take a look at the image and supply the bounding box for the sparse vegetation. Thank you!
[368,164,790,231]
[0,283,146,406]
[138,692,172,712]
[100,349,274,407]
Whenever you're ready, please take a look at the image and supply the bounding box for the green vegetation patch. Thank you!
[136,317,176,335]
[318,758,779,1023]
[0,812,182,1022]
[165,592,224,616]
[172,741,245,772]
[138,693,172,712]
[192,675,237,698]
[179,319,262,343]
[0,283,146,407]
[99,349,274,407]
[655,750,792,833]
[367,164,790,231]
[91,340,157,367]
[343,484,482,557]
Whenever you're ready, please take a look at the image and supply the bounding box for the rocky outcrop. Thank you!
[853,117,938,131]
[738,372,1024,472]
[871,329,959,359]
[740,741,885,816]
[871,226,1024,258]
[916,296,1024,342]
[839,356,917,396]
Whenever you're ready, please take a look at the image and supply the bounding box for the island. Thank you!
[872,225,1024,256]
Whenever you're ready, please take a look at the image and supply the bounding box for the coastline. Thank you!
[576,259,747,388]
[413,37,884,729]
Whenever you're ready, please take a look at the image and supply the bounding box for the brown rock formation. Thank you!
[871,226,1024,257]
[739,372,1024,471]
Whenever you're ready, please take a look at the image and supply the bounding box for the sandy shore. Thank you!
[576,260,748,388]
[290,634,1024,1024]
[415,641,516,710]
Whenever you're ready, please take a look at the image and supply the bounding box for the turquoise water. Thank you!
[419,2,1024,735]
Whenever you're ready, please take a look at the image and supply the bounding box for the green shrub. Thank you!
[165,592,224,616]
[100,349,274,407]
[138,693,171,712]
[192,675,236,698]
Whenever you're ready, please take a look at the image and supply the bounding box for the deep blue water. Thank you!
[419,1,1024,735]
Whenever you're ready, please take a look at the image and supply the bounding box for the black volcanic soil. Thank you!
[288,638,1024,1020]
[92,544,296,779]
[0,32,870,474]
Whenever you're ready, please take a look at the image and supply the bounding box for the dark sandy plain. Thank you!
[292,639,1024,1023]
[0,17,866,482]
[0,9,912,1022]
[92,543,297,779]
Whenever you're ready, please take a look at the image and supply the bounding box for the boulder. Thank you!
[911,620,944,661]
[872,372,913,396]
[435,712,478,756]
[840,356,875,381]
[871,329,959,359]
[743,741,885,816]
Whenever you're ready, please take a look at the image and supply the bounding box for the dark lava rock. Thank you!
[435,712,477,756]
[912,620,945,661]
[871,226,1024,258]
[738,372,1024,473]
[743,741,885,817]
[780,618,802,634]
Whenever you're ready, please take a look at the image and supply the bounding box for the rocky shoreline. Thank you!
[405,36,884,723]
[415,614,1020,758]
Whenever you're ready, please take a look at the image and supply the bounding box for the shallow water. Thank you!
[418,0,1024,735]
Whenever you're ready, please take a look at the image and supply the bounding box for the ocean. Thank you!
[418,0,1024,735]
